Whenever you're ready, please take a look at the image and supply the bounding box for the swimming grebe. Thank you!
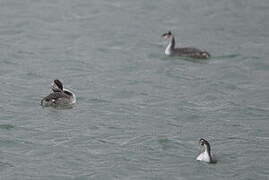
[196,138,217,163]
[162,31,210,59]
[41,79,76,106]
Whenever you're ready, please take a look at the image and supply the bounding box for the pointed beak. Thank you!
[161,33,167,38]
[162,33,171,40]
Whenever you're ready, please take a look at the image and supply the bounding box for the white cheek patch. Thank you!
[164,35,170,40]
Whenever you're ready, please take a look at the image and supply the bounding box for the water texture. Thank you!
[0,0,269,179]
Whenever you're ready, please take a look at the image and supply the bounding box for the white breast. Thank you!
[196,151,211,163]
[165,43,172,55]
[196,151,217,163]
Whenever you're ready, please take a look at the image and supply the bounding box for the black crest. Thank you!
[54,79,63,90]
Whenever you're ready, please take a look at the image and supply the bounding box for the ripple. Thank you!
[0,124,15,130]
[214,53,240,59]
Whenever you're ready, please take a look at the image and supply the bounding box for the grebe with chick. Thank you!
[196,138,217,163]
[41,79,76,106]
[162,31,210,59]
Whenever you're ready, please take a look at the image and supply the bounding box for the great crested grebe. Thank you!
[196,138,217,163]
[41,79,76,106]
[162,31,210,59]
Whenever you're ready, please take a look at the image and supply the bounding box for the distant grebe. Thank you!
[196,138,217,163]
[41,79,76,106]
[162,31,210,59]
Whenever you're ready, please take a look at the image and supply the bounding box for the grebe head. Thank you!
[199,138,211,153]
[162,31,172,40]
[51,79,63,92]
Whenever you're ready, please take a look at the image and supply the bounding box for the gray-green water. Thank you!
[1,0,269,179]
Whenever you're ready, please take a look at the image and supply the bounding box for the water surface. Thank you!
[1,0,269,179]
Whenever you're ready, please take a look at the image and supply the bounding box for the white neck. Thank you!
[165,42,173,55]
[196,149,211,163]
[165,36,175,55]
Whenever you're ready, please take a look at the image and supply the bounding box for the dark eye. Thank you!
[199,139,205,145]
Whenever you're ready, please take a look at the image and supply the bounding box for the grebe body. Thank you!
[162,31,210,59]
[41,79,76,106]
